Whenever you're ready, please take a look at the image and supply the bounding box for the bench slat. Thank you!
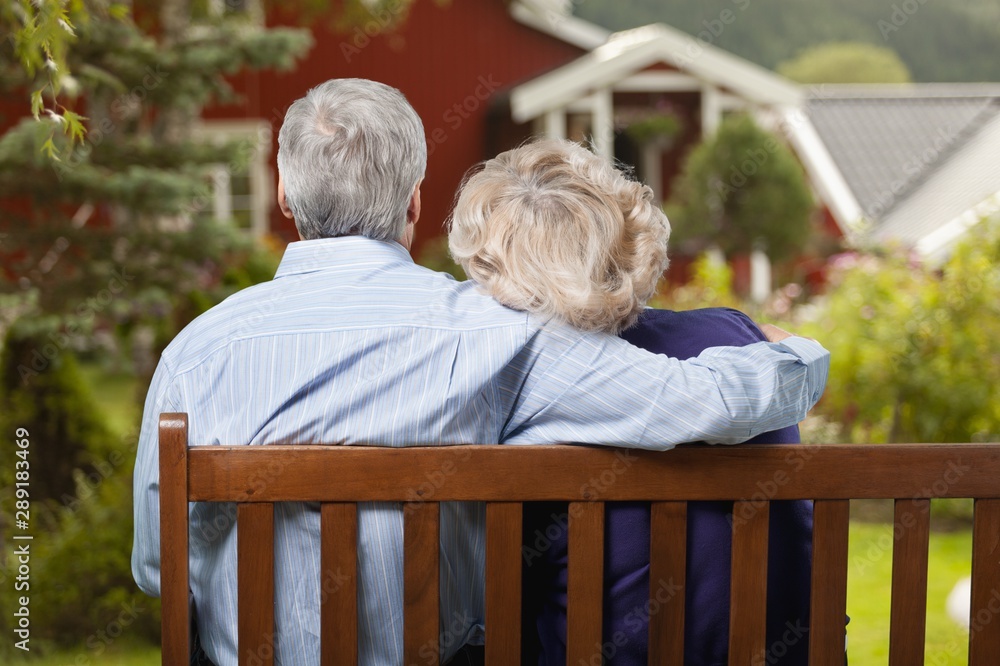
[649,501,687,666]
[485,503,522,665]
[186,444,1000,502]
[159,414,190,666]
[567,502,605,666]
[808,500,849,666]
[404,501,440,665]
[969,498,1000,664]
[321,503,358,665]
[888,498,930,665]
[238,502,275,666]
[729,500,769,666]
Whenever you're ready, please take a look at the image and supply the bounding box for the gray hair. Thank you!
[277,78,427,241]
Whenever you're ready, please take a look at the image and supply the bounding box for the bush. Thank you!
[800,222,1000,443]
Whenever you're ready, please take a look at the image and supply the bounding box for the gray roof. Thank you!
[806,84,1000,233]
[876,110,1000,248]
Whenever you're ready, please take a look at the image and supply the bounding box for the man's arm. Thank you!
[131,359,175,597]
[500,321,828,448]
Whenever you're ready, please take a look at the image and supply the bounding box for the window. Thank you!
[191,120,273,239]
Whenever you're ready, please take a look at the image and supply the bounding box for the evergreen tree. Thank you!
[0,0,311,366]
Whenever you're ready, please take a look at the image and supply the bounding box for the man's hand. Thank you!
[759,323,794,343]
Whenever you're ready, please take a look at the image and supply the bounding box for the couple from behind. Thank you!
[132,78,824,665]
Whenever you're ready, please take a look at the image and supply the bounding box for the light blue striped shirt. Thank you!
[132,236,828,665]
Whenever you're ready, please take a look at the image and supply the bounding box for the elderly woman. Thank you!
[448,139,813,666]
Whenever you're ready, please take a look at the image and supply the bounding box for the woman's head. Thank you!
[448,139,670,334]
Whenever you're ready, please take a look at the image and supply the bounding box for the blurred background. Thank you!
[1,0,998,663]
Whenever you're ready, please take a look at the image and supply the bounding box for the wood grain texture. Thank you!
[404,501,440,666]
[159,414,190,666]
[888,498,930,666]
[321,503,358,665]
[567,502,604,666]
[969,499,1000,665]
[485,503,522,666]
[808,500,849,666]
[187,444,1000,502]
[649,501,687,666]
[237,503,275,666]
[729,500,769,666]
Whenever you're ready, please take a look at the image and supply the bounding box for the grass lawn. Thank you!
[847,519,972,665]
[4,639,161,665]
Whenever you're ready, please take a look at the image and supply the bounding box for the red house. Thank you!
[201,0,807,273]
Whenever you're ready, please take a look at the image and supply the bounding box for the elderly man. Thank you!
[132,78,829,665]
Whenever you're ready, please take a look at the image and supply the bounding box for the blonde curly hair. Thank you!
[448,139,670,334]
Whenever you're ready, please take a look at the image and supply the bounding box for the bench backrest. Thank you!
[158,413,1000,665]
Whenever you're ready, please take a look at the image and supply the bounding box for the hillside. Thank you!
[575,0,1000,82]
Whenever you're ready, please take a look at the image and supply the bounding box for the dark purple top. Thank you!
[521,308,813,666]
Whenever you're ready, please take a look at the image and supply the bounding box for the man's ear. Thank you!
[407,180,422,225]
[277,174,294,220]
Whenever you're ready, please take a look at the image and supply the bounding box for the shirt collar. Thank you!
[274,236,414,279]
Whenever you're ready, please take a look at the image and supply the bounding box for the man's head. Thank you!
[277,78,426,244]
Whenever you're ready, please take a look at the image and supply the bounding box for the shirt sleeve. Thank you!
[500,320,829,448]
[131,358,176,597]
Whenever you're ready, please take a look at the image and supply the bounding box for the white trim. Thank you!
[917,191,1000,262]
[701,84,722,137]
[544,108,566,139]
[779,107,865,239]
[510,23,803,124]
[641,143,663,201]
[509,1,609,51]
[613,72,701,92]
[592,87,614,159]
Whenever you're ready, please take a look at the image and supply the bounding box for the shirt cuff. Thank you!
[773,335,831,406]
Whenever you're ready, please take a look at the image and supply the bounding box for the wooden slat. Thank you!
[729,500,769,666]
[808,500,850,666]
[159,414,190,666]
[888,498,930,666]
[187,444,1000,502]
[649,501,687,666]
[321,503,358,665]
[485,503,522,665]
[404,501,440,665]
[567,502,605,666]
[969,499,1000,664]
[238,503,275,666]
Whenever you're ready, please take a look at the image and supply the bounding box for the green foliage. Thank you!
[777,41,912,84]
[624,110,683,145]
[574,0,1000,83]
[801,221,1000,443]
[0,326,117,503]
[0,0,95,157]
[0,459,160,655]
[667,114,814,262]
[652,253,743,311]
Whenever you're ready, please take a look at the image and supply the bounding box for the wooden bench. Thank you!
[158,413,1000,665]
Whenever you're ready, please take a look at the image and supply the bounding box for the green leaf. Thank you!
[62,110,88,144]
[41,136,60,161]
[108,4,130,21]
[31,89,45,119]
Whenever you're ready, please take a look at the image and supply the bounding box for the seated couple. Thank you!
[132,78,826,665]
